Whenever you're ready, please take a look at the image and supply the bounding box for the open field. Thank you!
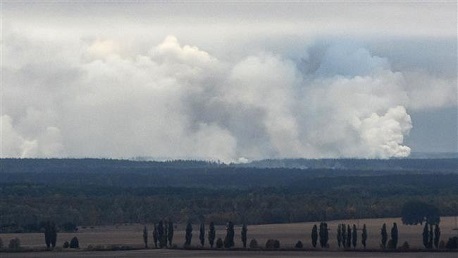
[2,249,458,258]
[1,217,457,257]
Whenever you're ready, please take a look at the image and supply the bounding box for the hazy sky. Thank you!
[1,1,457,162]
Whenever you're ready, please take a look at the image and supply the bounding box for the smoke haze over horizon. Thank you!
[1,1,457,162]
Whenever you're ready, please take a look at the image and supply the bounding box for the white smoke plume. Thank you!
[2,33,455,162]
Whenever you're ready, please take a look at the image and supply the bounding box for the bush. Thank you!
[249,239,258,249]
[216,238,223,248]
[446,237,458,249]
[266,239,275,249]
[439,240,445,249]
[400,241,409,250]
[63,241,70,248]
[274,240,280,249]
[70,236,79,248]
[8,238,21,250]
[295,240,303,248]
[266,239,280,249]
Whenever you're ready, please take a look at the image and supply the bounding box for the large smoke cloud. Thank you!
[1,31,455,161]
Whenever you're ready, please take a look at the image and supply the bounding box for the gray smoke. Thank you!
[8,33,454,162]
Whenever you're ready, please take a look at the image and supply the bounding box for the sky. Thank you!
[1,0,457,162]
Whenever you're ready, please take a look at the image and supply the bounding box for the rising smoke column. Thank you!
[2,36,415,161]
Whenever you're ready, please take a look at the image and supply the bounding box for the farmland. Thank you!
[1,217,457,255]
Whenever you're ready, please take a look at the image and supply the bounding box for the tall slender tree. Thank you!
[167,220,174,247]
[391,223,398,249]
[423,223,430,248]
[44,222,51,249]
[44,221,57,249]
[185,222,193,246]
[224,221,235,248]
[163,223,168,248]
[199,223,205,247]
[324,222,329,247]
[241,224,248,248]
[346,224,351,248]
[153,224,158,248]
[381,223,388,249]
[342,224,347,248]
[51,223,57,248]
[434,224,441,249]
[208,222,216,248]
[319,222,328,248]
[337,224,342,248]
[428,224,433,249]
[143,226,148,248]
[44,221,57,248]
[311,224,318,248]
[361,224,367,249]
[352,224,357,248]
[157,220,166,248]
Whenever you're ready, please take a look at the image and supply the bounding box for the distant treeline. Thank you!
[2,157,458,174]
[239,158,458,170]
[0,158,457,232]
[1,158,457,188]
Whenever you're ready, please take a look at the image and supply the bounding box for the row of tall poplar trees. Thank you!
[143,221,248,249]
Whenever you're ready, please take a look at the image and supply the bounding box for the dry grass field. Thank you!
[1,217,457,257]
[2,249,458,258]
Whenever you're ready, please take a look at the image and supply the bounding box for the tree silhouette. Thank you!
[241,224,248,248]
[352,224,357,248]
[44,221,57,249]
[216,238,223,248]
[434,224,440,249]
[167,220,174,247]
[391,223,398,249]
[153,224,158,248]
[342,224,347,248]
[208,222,216,248]
[319,222,328,248]
[185,222,193,246]
[381,223,387,249]
[224,221,234,248]
[69,236,79,248]
[337,224,342,247]
[361,224,367,249]
[423,223,429,248]
[401,201,440,225]
[346,224,351,248]
[157,220,166,248]
[199,223,205,247]
[311,224,318,248]
[143,226,148,248]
